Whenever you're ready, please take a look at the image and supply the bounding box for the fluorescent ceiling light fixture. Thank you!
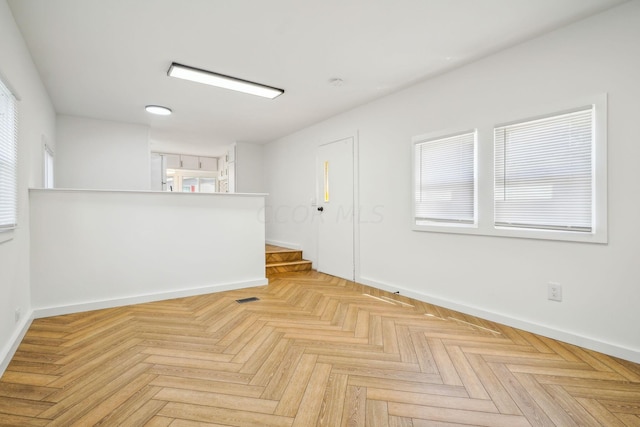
[168,62,284,99]
[145,105,172,115]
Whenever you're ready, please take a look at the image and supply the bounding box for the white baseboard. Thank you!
[266,239,302,250]
[359,276,640,364]
[33,278,269,319]
[0,311,34,377]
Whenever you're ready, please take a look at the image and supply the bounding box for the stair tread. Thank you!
[266,260,312,267]
[265,245,311,273]
[266,244,299,252]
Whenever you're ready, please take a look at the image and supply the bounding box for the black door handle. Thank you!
[317,206,324,212]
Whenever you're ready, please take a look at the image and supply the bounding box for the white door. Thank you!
[317,137,354,281]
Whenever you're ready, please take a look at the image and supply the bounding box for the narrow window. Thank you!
[0,77,18,231]
[414,131,476,226]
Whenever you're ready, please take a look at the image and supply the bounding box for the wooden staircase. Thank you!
[266,244,312,274]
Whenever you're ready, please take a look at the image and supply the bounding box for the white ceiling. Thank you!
[8,0,626,156]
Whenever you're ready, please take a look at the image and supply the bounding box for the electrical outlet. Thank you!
[14,307,21,323]
[548,282,562,302]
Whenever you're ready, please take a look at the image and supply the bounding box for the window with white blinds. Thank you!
[0,77,18,231]
[494,107,593,232]
[414,131,475,225]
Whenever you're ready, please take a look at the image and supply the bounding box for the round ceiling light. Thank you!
[145,105,172,116]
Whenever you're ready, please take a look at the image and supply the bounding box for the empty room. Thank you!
[1,0,639,425]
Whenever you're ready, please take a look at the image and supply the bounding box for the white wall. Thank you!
[56,115,150,190]
[264,1,640,363]
[30,189,266,315]
[235,142,265,193]
[0,0,56,374]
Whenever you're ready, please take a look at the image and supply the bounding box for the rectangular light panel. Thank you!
[168,63,284,99]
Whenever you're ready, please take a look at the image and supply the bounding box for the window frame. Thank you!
[494,107,594,232]
[166,168,218,193]
[411,128,478,232]
[411,94,607,244]
[0,76,18,234]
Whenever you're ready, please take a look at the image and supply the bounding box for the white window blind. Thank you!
[414,131,475,225]
[494,107,593,232]
[0,77,18,230]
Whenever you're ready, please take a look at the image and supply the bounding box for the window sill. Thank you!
[412,222,607,244]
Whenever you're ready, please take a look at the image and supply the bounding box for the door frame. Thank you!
[315,132,360,282]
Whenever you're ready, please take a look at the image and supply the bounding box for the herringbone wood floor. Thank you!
[1,271,639,426]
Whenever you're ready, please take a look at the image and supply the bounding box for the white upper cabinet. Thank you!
[156,153,219,171]
[165,154,181,169]
[180,154,199,170]
[198,156,218,171]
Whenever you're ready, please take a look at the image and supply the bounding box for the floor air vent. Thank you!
[236,297,260,304]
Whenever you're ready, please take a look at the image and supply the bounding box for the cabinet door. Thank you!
[165,154,181,169]
[199,156,218,171]
[180,155,199,170]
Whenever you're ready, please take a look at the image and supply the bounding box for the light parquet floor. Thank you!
[1,270,639,426]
